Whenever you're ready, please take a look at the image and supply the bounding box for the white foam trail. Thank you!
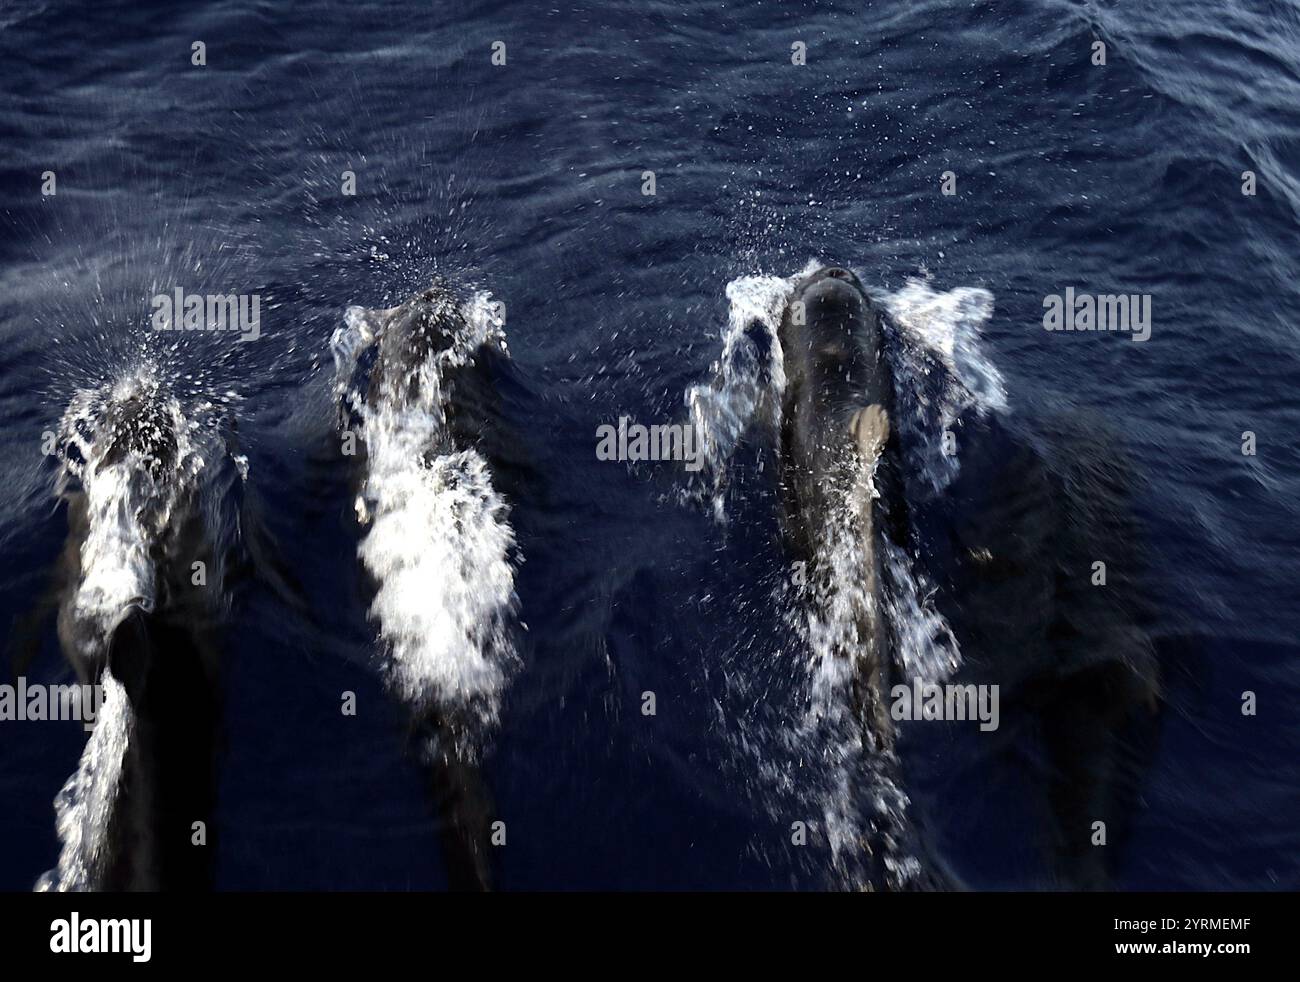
[793,468,917,887]
[803,491,877,735]
[358,440,516,716]
[35,674,132,893]
[337,290,518,732]
[880,278,1006,493]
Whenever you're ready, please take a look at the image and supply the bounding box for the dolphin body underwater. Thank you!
[26,375,269,891]
[334,277,521,892]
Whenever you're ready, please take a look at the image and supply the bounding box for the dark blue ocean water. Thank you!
[1,0,1298,890]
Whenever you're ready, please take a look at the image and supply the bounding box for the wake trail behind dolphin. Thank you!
[35,674,131,893]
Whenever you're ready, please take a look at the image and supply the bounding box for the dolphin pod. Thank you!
[25,266,1147,891]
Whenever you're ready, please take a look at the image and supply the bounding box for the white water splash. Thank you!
[35,674,132,892]
[334,290,518,733]
[687,266,1006,508]
[882,538,961,683]
[793,461,919,887]
[816,485,960,881]
[880,278,1006,493]
[685,274,791,521]
[56,370,205,656]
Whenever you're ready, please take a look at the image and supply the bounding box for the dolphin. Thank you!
[777,266,901,756]
[34,377,228,891]
[334,277,518,892]
[27,371,299,891]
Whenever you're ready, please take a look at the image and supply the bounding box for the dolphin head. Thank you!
[790,266,874,348]
[804,265,863,289]
[782,266,889,404]
[97,380,179,478]
[369,278,469,406]
[388,278,463,354]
